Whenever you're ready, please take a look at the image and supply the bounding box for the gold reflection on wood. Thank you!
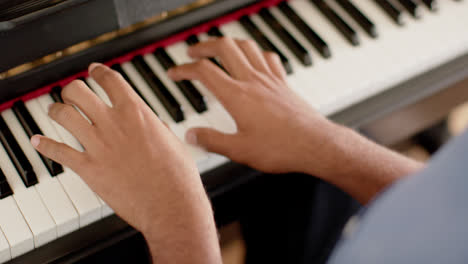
[0,0,214,80]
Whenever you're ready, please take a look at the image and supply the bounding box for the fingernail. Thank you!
[88,62,103,74]
[47,103,54,113]
[186,130,198,145]
[31,136,40,148]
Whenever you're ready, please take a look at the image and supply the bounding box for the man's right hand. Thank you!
[168,37,422,204]
[168,38,339,175]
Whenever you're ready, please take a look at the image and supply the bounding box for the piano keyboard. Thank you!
[1,0,467,262]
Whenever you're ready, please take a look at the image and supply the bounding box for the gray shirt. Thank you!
[328,130,468,264]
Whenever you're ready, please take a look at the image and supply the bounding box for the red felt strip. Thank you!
[5,0,286,112]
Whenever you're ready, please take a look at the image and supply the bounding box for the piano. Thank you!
[0,0,468,262]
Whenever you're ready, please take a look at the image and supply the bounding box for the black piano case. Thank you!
[0,0,195,73]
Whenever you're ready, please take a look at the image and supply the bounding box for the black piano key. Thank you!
[421,0,437,11]
[310,0,359,46]
[374,0,404,25]
[111,64,158,116]
[12,101,63,176]
[50,86,64,103]
[186,35,199,46]
[239,16,293,74]
[153,48,208,113]
[277,2,331,59]
[335,0,378,38]
[0,169,13,199]
[258,8,312,66]
[0,116,37,187]
[207,27,224,37]
[185,35,226,72]
[131,56,184,122]
[397,0,421,18]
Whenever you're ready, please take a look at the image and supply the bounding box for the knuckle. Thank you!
[47,103,61,119]
[241,39,257,48]
[264,51,279,61]
[121,100,140,115]
[245,69,262,81]
[56,106,73,122]
[96,68,120,84]
[197,59,212,69]
[49,104,73,123]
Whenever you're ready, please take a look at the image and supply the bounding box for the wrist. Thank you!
[300,122,423,204]
[298,121,355,179]
[141,186,221,264]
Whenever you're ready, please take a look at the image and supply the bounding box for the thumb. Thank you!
[186,128,237,156]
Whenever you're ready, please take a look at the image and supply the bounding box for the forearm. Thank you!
[142,184,222,264]
[301,123,423,204]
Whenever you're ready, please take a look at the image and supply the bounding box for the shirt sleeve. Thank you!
[327,130,468,264]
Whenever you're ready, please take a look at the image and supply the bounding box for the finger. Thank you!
[31,135,86,172]
[235,40,270,74]
[48,103,95,147]
[187,38,253,79]
[264,51,286,80]
[61,80,108,124]
[88,63,137,107]
[167,60,237,105]
[186,128,238,157]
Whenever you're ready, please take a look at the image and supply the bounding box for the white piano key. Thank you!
[122,63,188,137]
[34,180,78,237]
[0,228,10,263]
[56,170,102,226]
[27,98,103,227]
[198,32,212,42]
[2,110,79,237]
[122,62,173,121]
[290,0,353,57]
[122,61,189,134]
[144,54,211,161]
[0,196,33,258]
[221,19,309,101]
[220,20,254,40]
[269,6,326,60]
[203,103,237,134]
[165,42,236,133]
[143,53,210,126]
[86,77,113,107]
[324,0,367,39]
[166,41,238,134]
[80,81,116,218]
[164,40,223,104]
[284,0,468,116]
[249,13,311,98]
[13,191,55,248]
[99,196,114,217]
[165,41,217,103]
[0,134,56,248]
[36,95,83,152]
[122,61,213,166]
